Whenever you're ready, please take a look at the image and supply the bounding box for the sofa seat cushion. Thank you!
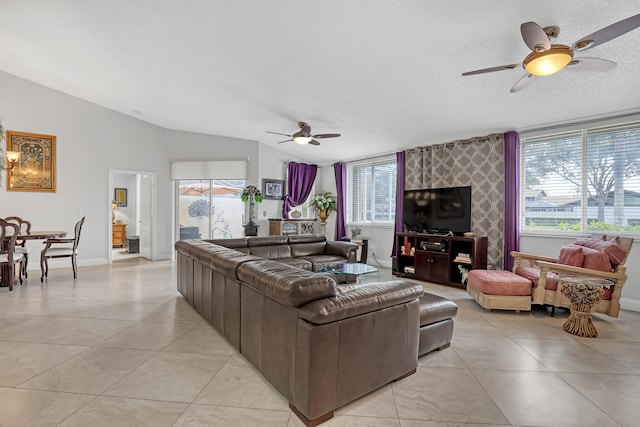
[274,257,313,270]
[418,293,458,327]
[516,266,612,300]
[238,259,336,307]
[469,270,532,296]
[302,254,351,269]
[515,266,559,290]
[299,281,423,325]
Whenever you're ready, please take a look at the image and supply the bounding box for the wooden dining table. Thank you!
[1,230,68,287]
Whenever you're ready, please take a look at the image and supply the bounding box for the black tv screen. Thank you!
[402,186,472,235]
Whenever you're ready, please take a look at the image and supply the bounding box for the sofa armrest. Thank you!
[299,280,423,324]
[511,250,557,271]
[536,260,622,281]
[325,240,358,262]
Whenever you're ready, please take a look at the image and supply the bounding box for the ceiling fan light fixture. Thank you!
[293,135,312,145]
[523,45,574,76]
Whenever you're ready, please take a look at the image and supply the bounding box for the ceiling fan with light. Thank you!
[462,14,640,92]
[266,121,341,146]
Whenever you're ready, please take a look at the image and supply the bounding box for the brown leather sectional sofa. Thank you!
[175,235,455,426]
[175,237,421,425]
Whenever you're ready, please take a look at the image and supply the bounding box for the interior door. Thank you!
[139,174,153,259]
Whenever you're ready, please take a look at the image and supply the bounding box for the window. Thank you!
[347,157,396,224]
[521,121,640,234]
[177,179,245,240]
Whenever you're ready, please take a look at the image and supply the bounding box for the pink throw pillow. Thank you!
[580,246,613,272]
[574,238,626,265]
[557,245,584,267]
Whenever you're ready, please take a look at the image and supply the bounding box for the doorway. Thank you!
[108,169,156,263]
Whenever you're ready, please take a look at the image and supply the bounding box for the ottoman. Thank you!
[467,270,533,312]
[418,293,458,356]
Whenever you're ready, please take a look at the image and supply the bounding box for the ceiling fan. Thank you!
[462,14,640,92]
[266,121,341,146]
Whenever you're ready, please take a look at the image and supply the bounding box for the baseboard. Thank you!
[620,297,640,313]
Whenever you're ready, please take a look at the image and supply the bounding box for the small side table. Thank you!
[558,275,613,338]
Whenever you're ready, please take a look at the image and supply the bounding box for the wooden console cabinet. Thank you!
[395,232,487,287]
[269,218,318,236]
[112,223,127,248]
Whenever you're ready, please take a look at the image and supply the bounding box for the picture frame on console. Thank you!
[262,178,284,200]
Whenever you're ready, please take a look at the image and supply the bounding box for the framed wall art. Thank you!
[6,130,56,192]
[114,188,128,207]
[262,178,284,200]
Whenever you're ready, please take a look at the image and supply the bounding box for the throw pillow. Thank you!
[574,238,626,265]
[580,246,613,272]
[557,245,584,267]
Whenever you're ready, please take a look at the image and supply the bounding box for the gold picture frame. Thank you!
[114,188,128,207]
[6,130,56,192]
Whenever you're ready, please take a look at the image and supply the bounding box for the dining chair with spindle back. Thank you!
[4,216,31,280]
[1,218,24,291]
[40,217,86,282]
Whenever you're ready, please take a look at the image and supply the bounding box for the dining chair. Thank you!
[1,218,24,291]
[40,217,86,282]
[5,216,31,280]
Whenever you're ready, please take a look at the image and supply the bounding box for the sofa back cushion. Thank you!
[574,238,626,265]
[250,245,292,259]
[238,259,336,307]
[246,236,291,259]
[290,242,326,257]
[557,245,584,267]
[206,238,250,254]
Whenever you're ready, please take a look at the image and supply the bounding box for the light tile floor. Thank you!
[1,259,640,426]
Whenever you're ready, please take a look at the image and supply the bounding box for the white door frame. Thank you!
[108,169,157,263]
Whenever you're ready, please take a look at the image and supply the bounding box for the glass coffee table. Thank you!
[558,275,613,338]
[314,262,380,284]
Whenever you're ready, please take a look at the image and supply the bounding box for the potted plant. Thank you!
[241,185,263,236]
[310,192,337,223]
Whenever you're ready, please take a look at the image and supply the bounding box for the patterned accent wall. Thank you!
[405,134,505,269]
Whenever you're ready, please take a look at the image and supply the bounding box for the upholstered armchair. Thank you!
[511,234,633,318]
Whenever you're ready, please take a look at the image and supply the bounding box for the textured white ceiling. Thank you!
[1,0,639,164]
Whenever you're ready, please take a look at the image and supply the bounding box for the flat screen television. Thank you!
[402,186,472,235]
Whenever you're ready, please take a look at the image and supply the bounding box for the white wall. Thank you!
[0,70,304,265]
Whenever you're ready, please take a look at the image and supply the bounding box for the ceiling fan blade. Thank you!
[566,57,617,72]
[309,140,321,146]
[521,22,551,52]
[573,14,640,51]
[276,139,293,144]
[313,133,341,139]
[510,74,536,93]
[299,125,312,135]
[266,131,292,137]
[462,64,520,76]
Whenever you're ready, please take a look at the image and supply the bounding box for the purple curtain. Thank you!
[391,151,405,257]
[504,131,520,271]
[283,162,318,219]
[333,162,347,240]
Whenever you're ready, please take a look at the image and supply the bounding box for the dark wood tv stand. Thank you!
[395,232,487,287]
